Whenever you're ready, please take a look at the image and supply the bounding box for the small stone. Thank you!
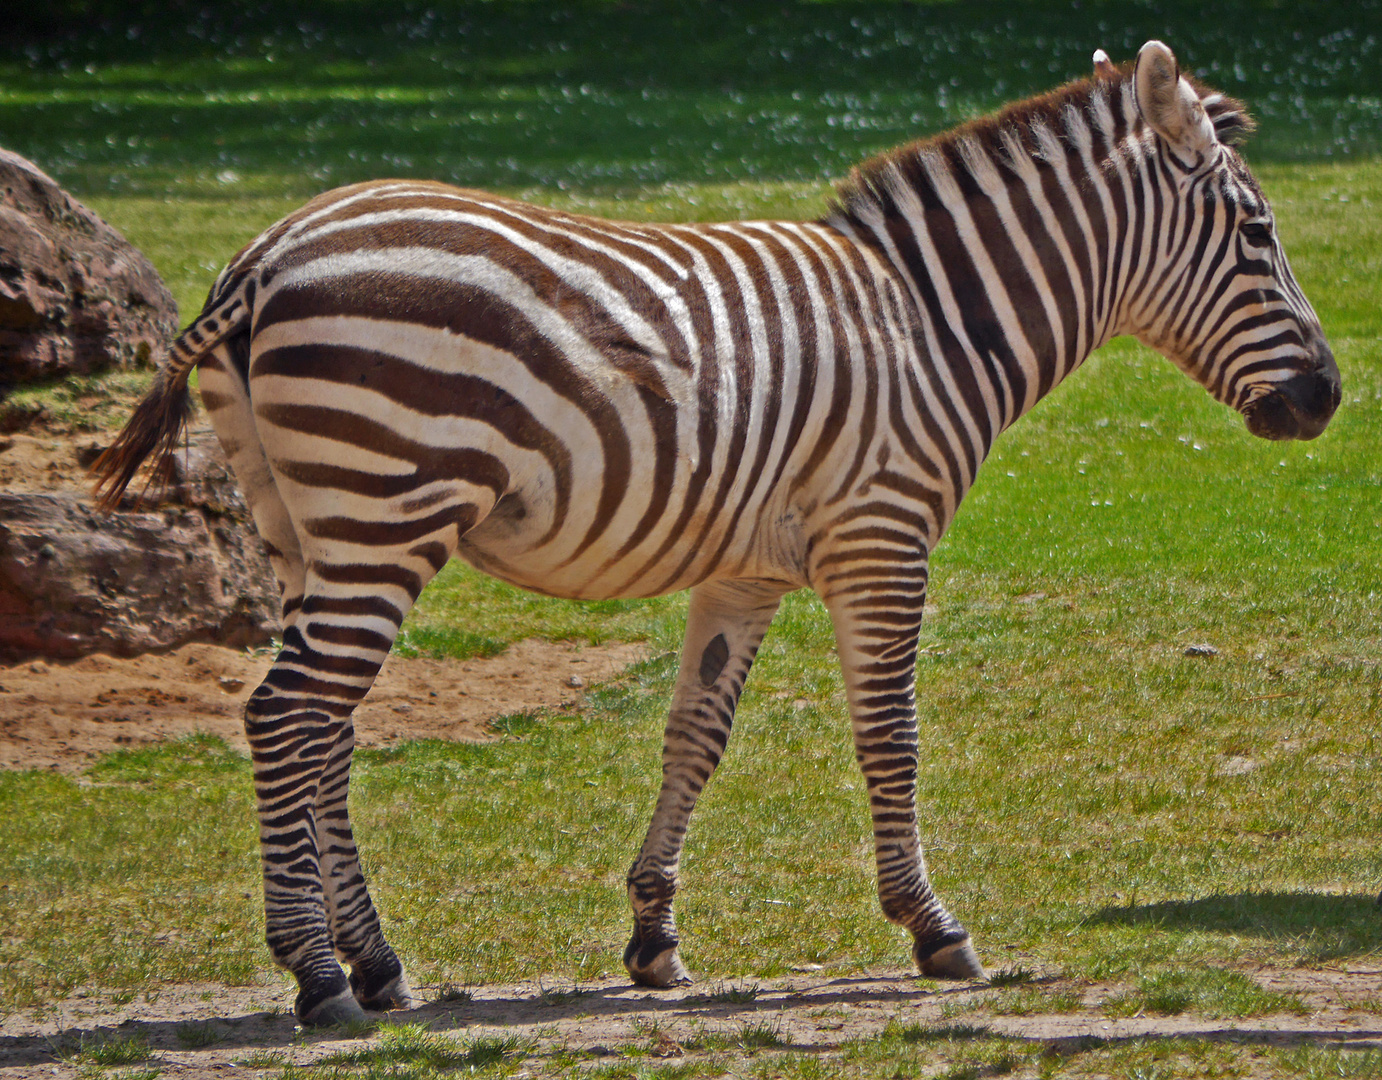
[29,661,46,674]
[1184,643,1219,657]
[217,676,245,692]
[566,674,585,688]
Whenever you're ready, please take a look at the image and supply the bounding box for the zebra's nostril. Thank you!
[1268,368,1340,441]
[1243,392,1299,441]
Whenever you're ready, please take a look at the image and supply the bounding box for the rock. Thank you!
[0,147,178,389]
[0,429,280,661]
[1183,643,1219,657]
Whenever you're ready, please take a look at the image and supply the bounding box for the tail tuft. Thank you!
[91,271,252,512]
[90,366,195,513]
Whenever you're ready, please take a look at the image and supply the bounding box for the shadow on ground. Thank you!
[1087,890,1382,959]
[8,964,1382,1071]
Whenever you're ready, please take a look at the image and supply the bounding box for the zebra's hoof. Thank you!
[624,937,693,988]
[356,972,415,1012]
[915,937,986,982]
[351,955,415,1012]
[301,988,370,1027]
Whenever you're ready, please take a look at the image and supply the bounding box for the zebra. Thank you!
[94,41,1338,1025]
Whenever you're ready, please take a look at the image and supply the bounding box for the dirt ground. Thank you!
[3,966,1382,1079]
[0,638,647,772]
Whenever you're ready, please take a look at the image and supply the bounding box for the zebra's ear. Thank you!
[1092,48,1118,81]
[1133,40,1217,158]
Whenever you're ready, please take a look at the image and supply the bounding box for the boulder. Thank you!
[0,146,179,389]
[0,429,281,661]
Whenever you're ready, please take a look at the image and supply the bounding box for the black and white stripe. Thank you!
[95,40,1337,1023]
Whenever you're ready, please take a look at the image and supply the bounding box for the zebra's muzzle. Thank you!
[1242,355,1341,442]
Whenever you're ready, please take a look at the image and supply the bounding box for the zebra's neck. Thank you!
[824,75,1154,466]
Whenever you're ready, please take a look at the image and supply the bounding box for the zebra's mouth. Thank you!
[1241,367,1341,442]
[1243,391,1304,440]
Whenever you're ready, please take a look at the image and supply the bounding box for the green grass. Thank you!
[843,1022,1022,1078]
[1101,967,1309,1019]
[1,369,161,435]
[313,1023,530,1073]
[0,3,1380,1078]
[879,1020,997,1044]
[211,1027,1382,1080]
[695,982,760,1005]
[978,983,1085,1016]
[235,1050,290,1069]
[392,626,508,662]
[59,1033,154,1067]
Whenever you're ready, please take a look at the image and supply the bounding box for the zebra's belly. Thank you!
[455,488,810,602]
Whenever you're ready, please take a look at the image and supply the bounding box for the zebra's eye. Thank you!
[1240,220,1273,248]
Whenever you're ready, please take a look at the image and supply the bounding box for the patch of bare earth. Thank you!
[0,430,103,492]
[3,968,1382,1079]
[0,638,647,772]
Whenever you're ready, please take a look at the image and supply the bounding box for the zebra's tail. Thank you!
[91,280,251,513]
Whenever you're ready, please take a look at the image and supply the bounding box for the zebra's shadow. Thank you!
[0,1011,306,1068]
[1085,889,1382,958]
[0,974,961,1065]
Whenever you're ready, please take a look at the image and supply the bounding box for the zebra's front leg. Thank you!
[624,579,786,987]
[821,562,986,982]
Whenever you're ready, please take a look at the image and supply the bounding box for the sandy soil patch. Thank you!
[0,638,647,772]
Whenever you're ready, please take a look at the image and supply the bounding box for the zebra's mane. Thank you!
[828,64,1253,221]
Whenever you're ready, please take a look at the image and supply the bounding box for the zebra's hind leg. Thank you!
[202,364,414,1019]
[244,624,371,1026]
[197,350,308,628]
[624,579,786,987]
[820,559,986,983]
[246,558,446,1024]
[317,722,414,1012]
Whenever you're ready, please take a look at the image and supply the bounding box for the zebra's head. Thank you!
[1120,41,1339,441]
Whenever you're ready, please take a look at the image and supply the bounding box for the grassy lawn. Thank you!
[2,3,1381,1077]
